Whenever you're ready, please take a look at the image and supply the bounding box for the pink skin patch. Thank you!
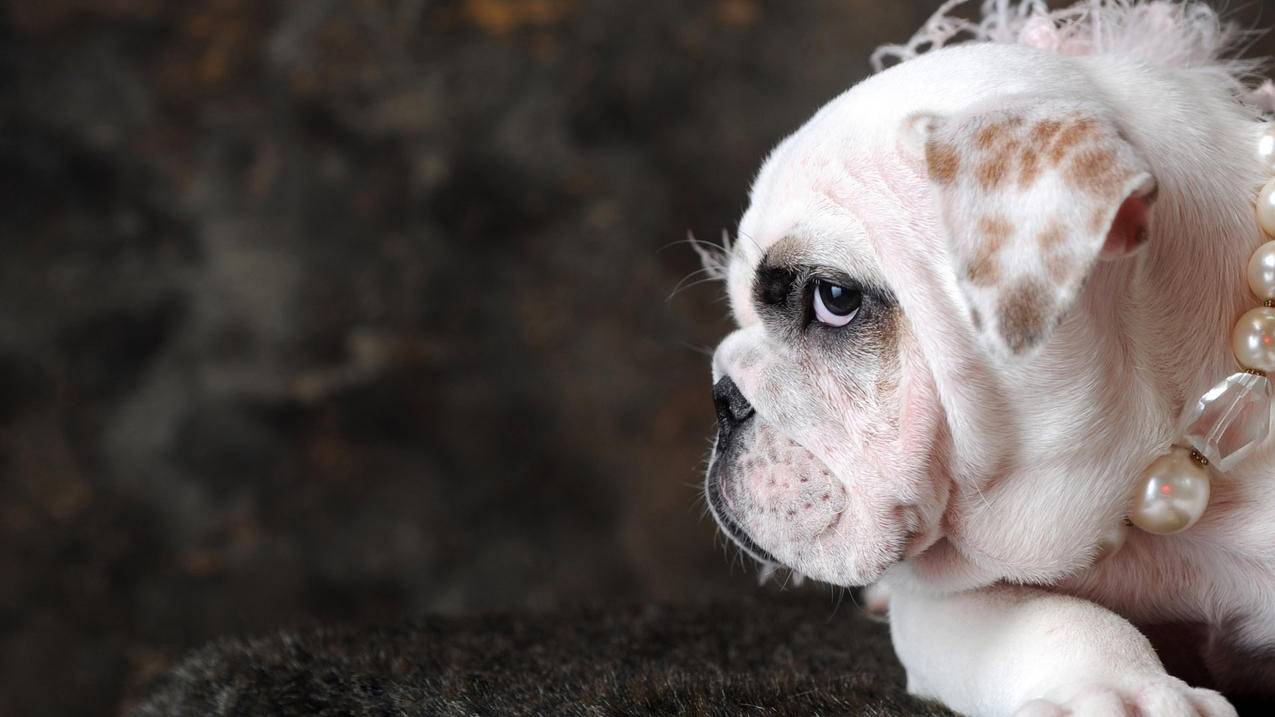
[723,420,849,543]
[1100,194,1151,259]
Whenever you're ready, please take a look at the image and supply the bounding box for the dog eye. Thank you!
[812,279,861,327]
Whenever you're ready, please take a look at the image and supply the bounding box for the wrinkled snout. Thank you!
[707,376,890,584]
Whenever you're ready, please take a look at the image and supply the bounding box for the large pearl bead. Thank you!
[1260,126,1275,172]
[1232,307,1275,372]
[1258,179,1275,237]
[1248,241,1275,300]
[1129,449,1211,535]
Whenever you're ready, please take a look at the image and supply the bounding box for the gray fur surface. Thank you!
[133,598,954,716]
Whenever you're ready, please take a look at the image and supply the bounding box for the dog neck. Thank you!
[1106,64,1266,416]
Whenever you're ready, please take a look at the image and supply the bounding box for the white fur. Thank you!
[706,1,1275,714]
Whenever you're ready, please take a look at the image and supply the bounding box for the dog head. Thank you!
[704,41,1162,587]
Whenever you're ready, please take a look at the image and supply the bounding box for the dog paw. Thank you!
[1012,678,1237,717]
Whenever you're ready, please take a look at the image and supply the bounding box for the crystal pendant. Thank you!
[1181,371,1273,471]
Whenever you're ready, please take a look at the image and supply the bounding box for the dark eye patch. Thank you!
[754,265,798,307]
[753,254,896,337]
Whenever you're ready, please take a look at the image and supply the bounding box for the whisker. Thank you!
[734,228,764,257]
[655,236,710,254]
[665,267,715,303]
[678,342,716,357]
[688,230,731,280]
[757,562,779,586]
[666,274,729,303]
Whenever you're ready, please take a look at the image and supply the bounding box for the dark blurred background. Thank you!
[2,1,1273,715]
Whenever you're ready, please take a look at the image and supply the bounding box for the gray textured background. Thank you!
[2,1,1273,715]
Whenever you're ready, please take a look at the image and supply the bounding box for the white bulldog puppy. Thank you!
[703,2,1275,715]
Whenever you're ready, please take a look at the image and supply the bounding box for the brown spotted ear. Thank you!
[918,99,1156,357]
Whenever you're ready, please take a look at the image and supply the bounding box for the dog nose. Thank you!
[713,377,754,435]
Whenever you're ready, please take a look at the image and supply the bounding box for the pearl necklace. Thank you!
[1122,127,1275,538]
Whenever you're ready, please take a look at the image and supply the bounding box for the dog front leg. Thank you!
[888,584,1236,717]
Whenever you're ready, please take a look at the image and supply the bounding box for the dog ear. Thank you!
[915,98,1156,358]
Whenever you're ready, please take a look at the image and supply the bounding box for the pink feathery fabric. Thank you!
[872,0,1268,109]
